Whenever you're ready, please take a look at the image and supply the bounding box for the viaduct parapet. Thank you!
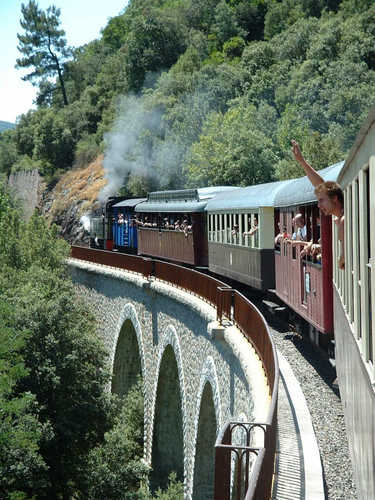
[68,258,270,499]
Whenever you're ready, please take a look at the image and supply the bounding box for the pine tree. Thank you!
[16,0,71,106]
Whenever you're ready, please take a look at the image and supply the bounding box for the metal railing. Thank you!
[70,246,278,499]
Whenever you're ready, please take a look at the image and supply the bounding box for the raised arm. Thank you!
[291,140,324,187]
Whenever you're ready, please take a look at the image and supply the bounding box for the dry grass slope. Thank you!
[48,155,107,222]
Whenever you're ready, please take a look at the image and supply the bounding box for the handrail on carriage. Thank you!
[69,245,279,499]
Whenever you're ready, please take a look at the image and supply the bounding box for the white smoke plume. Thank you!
[99,96,192,202]
[80,214,91,232]
[99,95,163,202]
[99,86,214,202]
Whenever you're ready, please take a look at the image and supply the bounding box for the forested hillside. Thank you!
[0,121,15,133]
[2,0,375,197]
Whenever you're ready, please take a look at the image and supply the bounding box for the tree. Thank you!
[16,0,71,106]
[0,188,116,499]
[188,104,277,187]
[0,300,51,500]
[210,0,247,49]
[0,130,19,178]
[121,9,188,92]
[82,378,148,500]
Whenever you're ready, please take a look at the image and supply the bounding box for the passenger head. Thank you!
[314,181,343,217]
[293,213,305,228]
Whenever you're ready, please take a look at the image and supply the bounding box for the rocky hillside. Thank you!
[42,156,107,245]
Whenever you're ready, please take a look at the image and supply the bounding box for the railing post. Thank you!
[217,287,234,324]
[142,257,154,281]
[214,425,232,500]
[217,287,223,324]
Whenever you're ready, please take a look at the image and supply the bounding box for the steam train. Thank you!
[90,165,342,346]
[89,107,375,499]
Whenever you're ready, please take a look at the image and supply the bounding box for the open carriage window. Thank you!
[231,213,240,244]
[274,210,281,251]
[304,205,322,265]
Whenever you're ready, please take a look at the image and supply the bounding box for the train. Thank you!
[90,107,375,499]
[90,165,343,347]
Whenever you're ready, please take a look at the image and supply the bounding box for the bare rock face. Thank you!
[40,156,107,246]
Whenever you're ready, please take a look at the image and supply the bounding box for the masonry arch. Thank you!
[150,327,186,492]
[111,304,144,398]
[192,381,217,500]
[188,356,223,500]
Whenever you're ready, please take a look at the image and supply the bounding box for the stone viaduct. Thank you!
[68,257,271,500]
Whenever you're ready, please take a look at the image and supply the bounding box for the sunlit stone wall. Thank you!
[8,169,41,220]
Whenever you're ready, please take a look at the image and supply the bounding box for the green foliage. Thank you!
[230,0,268,42]
[82,378,148,499]
[210,0,247,49]
[10,155,42,175]
[151,472,184,499]
[121,9,188,92]
[102,12,129,50]
[0,185,116,498]
[74,134,101,168]
[340,0,373,15]
[0,130,19,177]
[223,36,246,60]
[0,300,50,499]
[188,104,277,186]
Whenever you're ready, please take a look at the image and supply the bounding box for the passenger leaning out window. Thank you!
[291,140,345,269]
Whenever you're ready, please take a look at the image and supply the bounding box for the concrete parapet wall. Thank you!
[68,259,270,499]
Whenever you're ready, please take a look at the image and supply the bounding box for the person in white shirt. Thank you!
[291,213,307,242]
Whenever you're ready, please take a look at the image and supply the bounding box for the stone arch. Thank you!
[189,356,222,499]
[192,382,217,500]
[110,303,145,398]
[149,325,186,492]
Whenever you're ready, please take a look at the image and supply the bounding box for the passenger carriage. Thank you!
[273,161,344,342]
[135,187,238,266]
[333,106,375,500]
[111,197,146,253]
[205,181,290,290]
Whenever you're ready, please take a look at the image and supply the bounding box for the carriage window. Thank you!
[292,246,296,260]
[233,214,239,245]
[240,214,246,245]
[253,213,259,248]
[283,212,289,256]
[216,214,220,242]
[302,262,309,305]
[366,170,373,362]
[351,180,361,339]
